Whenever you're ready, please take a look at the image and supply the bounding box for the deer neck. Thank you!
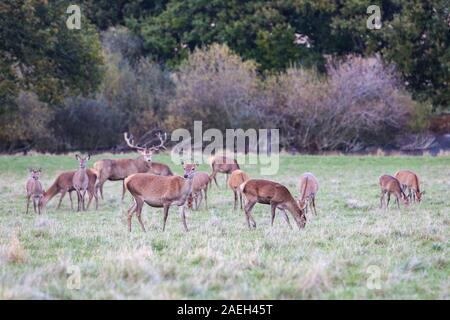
[42,181,59,206]
[182,175,195,197]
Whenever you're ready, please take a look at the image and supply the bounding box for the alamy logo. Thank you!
[66,5,81,30]
[367,5,382,30]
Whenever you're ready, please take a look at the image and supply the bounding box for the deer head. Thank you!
[124,132,167,162]
[181,161,197,179]
[75,154,90,169]
[416,190,425,202]
[29,168,42,180]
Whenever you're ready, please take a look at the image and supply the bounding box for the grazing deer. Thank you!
[187,169,210,210]
[394,170,424,203]
[73,154,90,211]
[379,175,409,209]
[26,168,44,214]
[209,155,240,188]
[298,172,319,215]
[94,132,170,201]
[124,162,196,232]
[41,169,98,211]
[240,179,307,230]
[228,169,250,210]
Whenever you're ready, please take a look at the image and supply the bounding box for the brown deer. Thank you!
[379,175,409,209]
[209,155,240,188]
[94,132,170,200]
[124,162,196,232]
[187,169,210,210]
[41,169,98,211]
[228,169,250,210]
[298,172,319,215]
[240,179,307,230]
[26,168,44,214]
[73,154,90,211]
[394,170,424,203]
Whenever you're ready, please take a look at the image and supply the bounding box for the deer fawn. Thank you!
[124,162,196,232]
[228,170,250,210]
[240,179,306,230]
[94,132,170,201]
[73,154,90,211]
[379,175,409,209]
[209,155,240,188]
[41,169,98,211]
[298,172,319,215]
[26,168,44,214]
[187,169,210,210]
[394,170,424,203]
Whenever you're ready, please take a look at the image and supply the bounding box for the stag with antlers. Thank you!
[93,131,172,200]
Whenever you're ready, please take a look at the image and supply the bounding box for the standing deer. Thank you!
[240,179,307,230]
[209,155,240,188]
[94,132,170,201]
[124,162,196,232]
[73,154,90,211]
[394,170,424,203]
[228,169,250,210]
[298,172,319,215]
[186,169,210,210]
[41,170,98,211]
[379,175,409,209]
[26,168,44,214]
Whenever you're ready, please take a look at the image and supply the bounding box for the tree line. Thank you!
[0,0,448,153]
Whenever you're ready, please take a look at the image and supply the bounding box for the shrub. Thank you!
[165,44,263,133]
[261,56,414,152]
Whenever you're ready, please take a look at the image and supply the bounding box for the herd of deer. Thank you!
[25,132,424,232]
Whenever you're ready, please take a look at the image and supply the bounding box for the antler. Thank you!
[124,132,146,151]
[149,132,167,152]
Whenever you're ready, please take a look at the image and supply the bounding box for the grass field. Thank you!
[0,153,448,299]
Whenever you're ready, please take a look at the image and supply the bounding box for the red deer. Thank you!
[26,168,44,214]
[298,172,319,215]
[394,170,424,203]
[379,175,409,209]
[187,169,210,210]
[41,170,98,211]
[228,170,250,210]
[124,162,196,232]
[73,154,90,211]
[240,179,306,230]
[93,132,170,200]
[209,155,240,188]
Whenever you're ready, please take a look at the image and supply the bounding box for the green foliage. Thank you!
[0,0,104,105]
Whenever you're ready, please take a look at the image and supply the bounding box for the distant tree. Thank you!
[0,0,104,106]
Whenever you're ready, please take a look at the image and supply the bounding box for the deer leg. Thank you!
[204,188,208,209]
[244,201,256,229]
[233,190,238,210]
[279,208,293,229]
[270,203,277,226]
[82,189,87,211]
[86,190,93,210]
[26,195,31,214]
[380,191,385,209]
[33,197,37,213]
[57,190,67,210]
[69,191,74,210]
[127,198,137,232]
[239,192,243,210]
[386,192,391,209]
[179,206,188,232]
[135,199,146,232]
[162,204,170,232]
[312,197,317,215]
[197,192,203,210]
[121,180,126,202]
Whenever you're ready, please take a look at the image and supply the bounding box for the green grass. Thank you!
[0,153,448,299]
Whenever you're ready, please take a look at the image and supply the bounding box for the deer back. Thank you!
[395,170,420,190]
[228,170,250,190]
[147,161,173,176]
[299,173,319,201]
